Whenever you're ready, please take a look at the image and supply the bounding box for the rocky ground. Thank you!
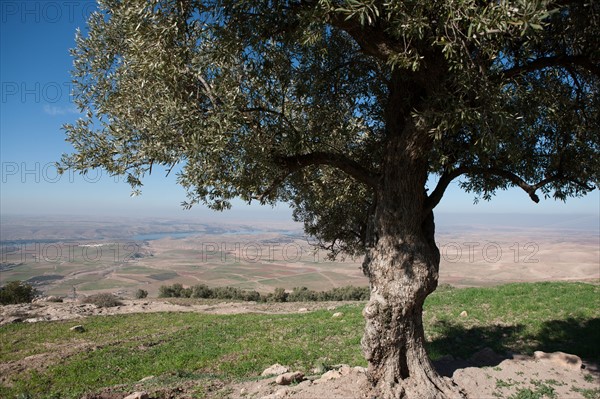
[0,298,350,326]
[1,298,599,399]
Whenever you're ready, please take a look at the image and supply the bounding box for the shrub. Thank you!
[243,290,261,302]
[158,285,175,298]
[156,283,369,303]
[134,289,148,299]
[0,281,37,305]
[171,283,184,297]
[271,287,288,302]
[191,284,212,298]
[82,293,123,308]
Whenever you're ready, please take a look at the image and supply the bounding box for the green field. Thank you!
[0,282,598,399]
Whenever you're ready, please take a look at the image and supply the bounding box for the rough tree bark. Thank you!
[360,83,465,398]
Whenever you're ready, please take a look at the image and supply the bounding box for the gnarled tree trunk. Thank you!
[361,126,465,399]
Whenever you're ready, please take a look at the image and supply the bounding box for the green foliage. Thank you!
[270,287,288,303]
[60,0,599,259]
[82,293,123,308]
[0,281,37,305]
[134,289,148,299]
[571,387,600,399]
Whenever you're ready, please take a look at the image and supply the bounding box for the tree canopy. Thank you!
[62,1,599,396]
[63,1,598,258]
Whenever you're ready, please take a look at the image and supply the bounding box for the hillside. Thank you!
[1,282,599,398]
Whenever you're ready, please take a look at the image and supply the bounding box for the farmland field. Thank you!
[1,214,598,297]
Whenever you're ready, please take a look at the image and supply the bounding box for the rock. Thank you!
[261,363,289,377]
[260,389,288,399]
[353,366,367,374]
[332,312,343,318]
[534,351,583,370]
[275,371,304,385]
[459,310,468,317]
[24,317,46,323]
[326,306,336,311]
[298,308,308,313]
[69,325,85,333]
[240,387,247,395]
[315,369,341,383]
[339,364,352,376]
[45,296,63,302]
[138,375,154,382]
[123,392,149,399]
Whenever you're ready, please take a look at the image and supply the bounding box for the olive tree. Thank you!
[61,1,599,397]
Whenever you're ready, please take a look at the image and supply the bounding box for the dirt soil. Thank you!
[1,299,599,399]
[224,353,600,399]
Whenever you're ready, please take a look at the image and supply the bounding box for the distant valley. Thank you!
[1,214,598,297]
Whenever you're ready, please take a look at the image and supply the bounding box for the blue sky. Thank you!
[1,1,598,222]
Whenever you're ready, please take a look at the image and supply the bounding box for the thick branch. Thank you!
[500,55,600,79]
[424,166,470,213]
[256,151,378,203]
[424,166,594,214]
[276,152,379,188]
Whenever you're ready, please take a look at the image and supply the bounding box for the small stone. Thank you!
[261,363,289,377]
[240,387,247,395]
[138,375,154,382]
[24,317,46,323]
[459,310,468,317]
[275,371,304,385]
[298,308,308,313]
[326,306,336,311]
[332,312,343,318]
[123,392,149,399]
[70,325,85,333]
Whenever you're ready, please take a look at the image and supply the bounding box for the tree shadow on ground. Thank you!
[428,317,600,377]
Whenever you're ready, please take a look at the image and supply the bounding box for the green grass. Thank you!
[1,282,598,399]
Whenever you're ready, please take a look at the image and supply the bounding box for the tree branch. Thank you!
[500,55,600,80]
[424,166,470,213]
[424,165,594,214]
[275,151,379,188]
[255,151,378,203]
